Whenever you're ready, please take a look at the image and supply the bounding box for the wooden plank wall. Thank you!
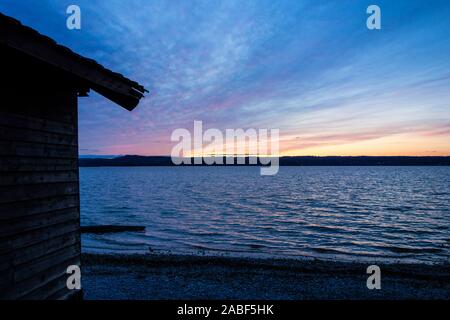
[0,90,81,300]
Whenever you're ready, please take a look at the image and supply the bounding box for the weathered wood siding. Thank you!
[0,90,81,300]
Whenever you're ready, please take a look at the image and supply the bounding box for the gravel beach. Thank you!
[81,253,450,300]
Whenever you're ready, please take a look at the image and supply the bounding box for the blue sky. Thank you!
[1,0,450,155]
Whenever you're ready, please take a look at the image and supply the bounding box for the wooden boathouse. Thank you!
[0,12,146,299]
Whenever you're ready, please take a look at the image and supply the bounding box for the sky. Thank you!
[1,0,450,156]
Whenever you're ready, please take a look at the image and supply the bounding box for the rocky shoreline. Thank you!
[81,253,450,300]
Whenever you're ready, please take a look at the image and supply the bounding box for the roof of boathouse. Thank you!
[0,12,147,110]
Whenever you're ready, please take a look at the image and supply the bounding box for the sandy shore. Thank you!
[81,253,450,300]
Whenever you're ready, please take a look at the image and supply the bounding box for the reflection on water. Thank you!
[80,166,450,264]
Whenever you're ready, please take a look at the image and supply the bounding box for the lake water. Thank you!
[80,166,450,264]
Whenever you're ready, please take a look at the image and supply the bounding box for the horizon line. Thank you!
[79,154,450,158]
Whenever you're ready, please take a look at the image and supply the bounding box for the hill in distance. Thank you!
[78,155,450,167]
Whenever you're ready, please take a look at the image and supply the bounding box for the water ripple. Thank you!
[80,166,450,264]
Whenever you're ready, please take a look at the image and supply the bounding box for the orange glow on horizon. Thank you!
[97,132,450,157]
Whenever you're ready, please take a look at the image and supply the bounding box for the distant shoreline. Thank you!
[79,155,450,167]
[82,252,450,299]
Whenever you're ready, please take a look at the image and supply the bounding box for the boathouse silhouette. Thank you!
[0,12,146,299]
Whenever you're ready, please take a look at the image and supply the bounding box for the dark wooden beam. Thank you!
[0,13,147,111]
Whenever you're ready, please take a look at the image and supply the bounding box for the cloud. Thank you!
[1,0,449,155]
